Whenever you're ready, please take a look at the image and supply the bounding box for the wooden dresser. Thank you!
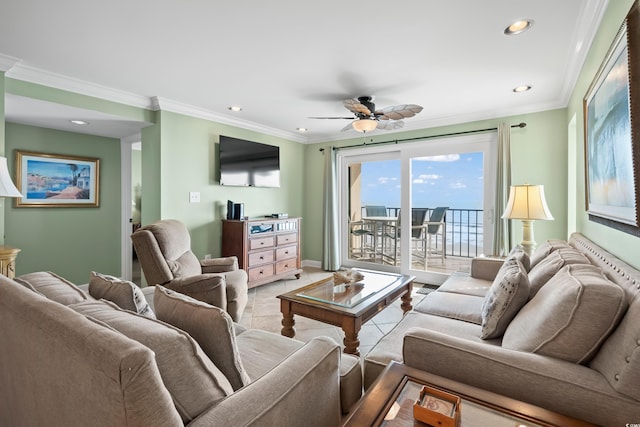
[222,217,302,288]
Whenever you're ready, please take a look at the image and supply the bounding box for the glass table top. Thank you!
[295,269,403,308]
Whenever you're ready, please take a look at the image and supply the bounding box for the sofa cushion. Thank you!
[529,239,571,268]
[414,291,484,325]
[88,271,155,318]
[502,264,627,364]
[153,285,250,391]
[480,259,529,339]
[14,271,89,305]
[69,299,233,423]
[527,248,591,298]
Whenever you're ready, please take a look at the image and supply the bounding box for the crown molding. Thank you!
[0,53,21,72]
[151,97,307,143]
[558,0,609,106]
[5,63,154,109]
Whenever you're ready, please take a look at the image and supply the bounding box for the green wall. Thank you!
[5,123,122,283]
[140,110,305,259]
[567,0,639,267]
[1,72,6,244]
[302,109,568,262]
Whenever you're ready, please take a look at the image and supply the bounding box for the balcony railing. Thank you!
[360,207,484,258]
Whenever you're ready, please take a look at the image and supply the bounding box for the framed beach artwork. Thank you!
[583,0,640,232]
[15,151,100,207]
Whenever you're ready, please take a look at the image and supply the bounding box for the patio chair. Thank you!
[382,208,429,265]
[415,207,448,265]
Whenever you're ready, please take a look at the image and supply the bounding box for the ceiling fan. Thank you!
[310,96,423,132]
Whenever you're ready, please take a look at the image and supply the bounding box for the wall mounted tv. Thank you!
[219,135,280,187]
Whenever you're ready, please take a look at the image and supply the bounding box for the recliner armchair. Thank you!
[131,219,248,321]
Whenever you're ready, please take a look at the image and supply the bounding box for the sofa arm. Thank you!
[470,256,504,281]
[188,337,342,427]
[402,327,636,426]
[201,256,239,273]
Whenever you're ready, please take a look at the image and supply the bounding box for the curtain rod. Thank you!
[318,122,526,152]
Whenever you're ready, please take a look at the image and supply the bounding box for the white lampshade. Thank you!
[352,119,378,133]
[502,184,553,220]
[0,156,23,198]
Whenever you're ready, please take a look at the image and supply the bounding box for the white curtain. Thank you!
[492,123,512,256]
[322,146,340,271]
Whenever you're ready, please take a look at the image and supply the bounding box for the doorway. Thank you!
[339,133,497,284]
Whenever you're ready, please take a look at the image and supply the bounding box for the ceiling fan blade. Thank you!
[343,98,372,116]
[308,116,355,120]
[340,121,355,132]
[377,104,423,121]
[377,120,405,130]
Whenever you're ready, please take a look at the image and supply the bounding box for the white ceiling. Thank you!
[0,0,607,143]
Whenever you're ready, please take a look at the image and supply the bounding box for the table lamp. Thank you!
[0,156,22,198]
[501,184,553,256]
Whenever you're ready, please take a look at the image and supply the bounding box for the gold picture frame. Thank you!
[15,150,100,207]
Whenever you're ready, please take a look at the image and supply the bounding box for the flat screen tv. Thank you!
[219,136,280,187]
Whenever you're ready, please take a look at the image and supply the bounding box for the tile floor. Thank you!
[237,266,429,357]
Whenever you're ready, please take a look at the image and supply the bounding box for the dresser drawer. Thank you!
[248,264,274,282]
[277,233,298,246]
[276,245,297,261]
[275,259,297,275]
[250,236,275,251]
[248,249,274,267]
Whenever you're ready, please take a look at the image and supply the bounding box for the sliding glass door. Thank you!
[339,133,496,284]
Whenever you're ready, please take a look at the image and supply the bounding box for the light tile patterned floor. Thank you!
[237,267,428,357]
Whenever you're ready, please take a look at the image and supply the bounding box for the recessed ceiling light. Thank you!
[504,19,534,35]
[70,120,90,125]
[228,106,242,112]
[296,127,308,132]
[513,85,532,93]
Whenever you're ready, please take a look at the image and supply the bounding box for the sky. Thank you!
[360,152,484,211]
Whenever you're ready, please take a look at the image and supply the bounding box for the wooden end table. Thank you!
[344,361,596,427]
[277,269,414,356]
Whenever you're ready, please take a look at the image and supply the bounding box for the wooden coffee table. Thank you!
[277,269,414,355]
[344,361,597,427]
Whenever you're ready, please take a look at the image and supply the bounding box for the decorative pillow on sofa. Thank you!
[480,259,530,339]
[529,239,571,269]
[89,271,155,318]
[507,245,530,272]
[502,264,627,364]
[69,299,233,423]
[14,271,89,305]
[154,285,250,391]
[527,248,590,298]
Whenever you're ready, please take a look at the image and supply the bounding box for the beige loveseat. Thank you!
[364,233,640,426]
[0,271,362,426]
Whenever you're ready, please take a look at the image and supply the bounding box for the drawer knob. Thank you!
[259,256,264,260]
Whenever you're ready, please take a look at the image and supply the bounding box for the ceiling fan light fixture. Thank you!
[352,119,377,133]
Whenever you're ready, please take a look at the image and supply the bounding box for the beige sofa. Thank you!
[0,271,362,426]
[364,233,640,426]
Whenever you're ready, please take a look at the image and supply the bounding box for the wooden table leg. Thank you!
[281,313,296,338]
[342,318,361,356]
[401,283,413,314]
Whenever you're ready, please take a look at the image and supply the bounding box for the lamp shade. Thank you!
[352,119,377,132]
[0,156,23,198]
[501,184,553,220]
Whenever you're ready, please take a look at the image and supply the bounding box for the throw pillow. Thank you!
[529,239,570,269]
[480,259,530,339]
[154,285,250,391]
[507,246,531,272]
[89,271,155,318]
[502,264,627,364]
[69,299,233,423]
[14,271,89,305]
[527,248,590,298]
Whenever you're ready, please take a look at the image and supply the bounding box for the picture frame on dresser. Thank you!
[14,151,100,208]
[583,0,640,235]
